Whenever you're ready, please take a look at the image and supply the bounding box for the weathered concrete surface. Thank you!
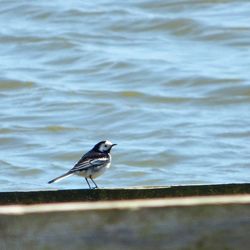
[1,184,249,249]
[0,183,250,205]
[0,195,250,250]
[0,195,250,214]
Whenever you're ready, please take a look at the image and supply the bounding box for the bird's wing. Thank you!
[70,153,109,172]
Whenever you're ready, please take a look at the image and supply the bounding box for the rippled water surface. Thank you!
[0,0,250,191]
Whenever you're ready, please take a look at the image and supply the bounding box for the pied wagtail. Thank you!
[48,140,117,189]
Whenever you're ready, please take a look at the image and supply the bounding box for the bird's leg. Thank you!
[85,178,91,189]
[90,176,98,189]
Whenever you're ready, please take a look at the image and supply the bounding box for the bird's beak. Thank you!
[111,144,117,147]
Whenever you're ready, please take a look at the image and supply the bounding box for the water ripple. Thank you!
[0,0,249,190]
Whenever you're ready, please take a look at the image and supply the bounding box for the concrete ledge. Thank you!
[0,183,250,205]
[0,194,249,250]
[0,194,249,215]
[1,184,250,249]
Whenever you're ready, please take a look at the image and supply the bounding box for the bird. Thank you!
[48,140,117,189]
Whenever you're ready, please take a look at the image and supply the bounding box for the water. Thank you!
[0,0,249,191]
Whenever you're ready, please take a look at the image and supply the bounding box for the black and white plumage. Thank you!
[48,140,117,189]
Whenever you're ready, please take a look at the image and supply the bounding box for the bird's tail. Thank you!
[48,172,73,184]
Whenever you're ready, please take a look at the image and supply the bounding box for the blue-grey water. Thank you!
[0,0,250,191]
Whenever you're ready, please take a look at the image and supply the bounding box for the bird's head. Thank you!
[93,140,117,153]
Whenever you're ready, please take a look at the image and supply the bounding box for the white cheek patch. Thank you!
[99,141,113,152]
[100,145,109,151]
[99,144,106,152]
